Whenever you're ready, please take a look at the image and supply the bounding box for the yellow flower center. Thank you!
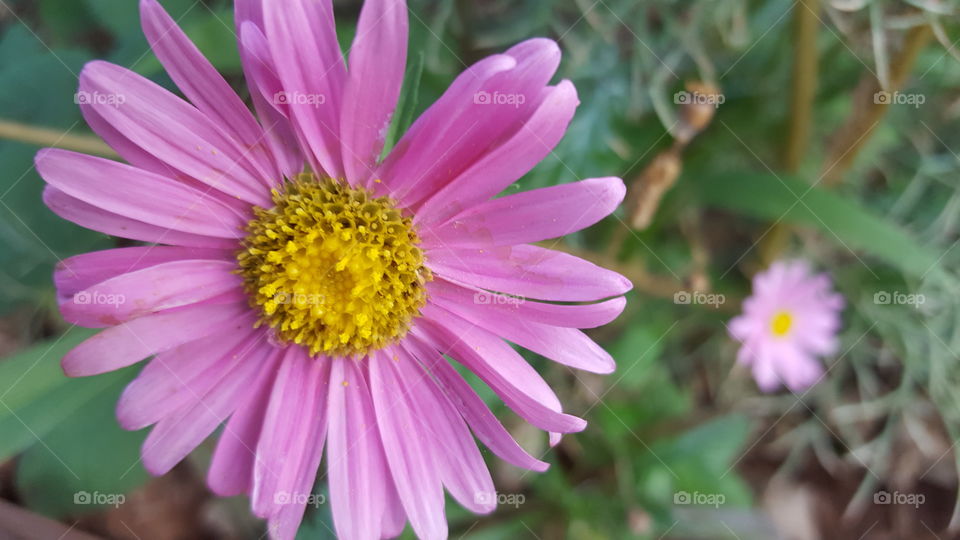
[237,173,430,357]
[770,310,793,337]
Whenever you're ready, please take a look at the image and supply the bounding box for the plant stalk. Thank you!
[0,119,115,158]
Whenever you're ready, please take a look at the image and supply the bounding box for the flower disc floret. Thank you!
[237,174,430,357]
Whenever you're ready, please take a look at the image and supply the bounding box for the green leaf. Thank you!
[15,368,148,518]
[0,327,95,414]
[0,29,108,313]
[646,414,754,509]
[0,328,136,460]
[692,172,944,279]
[598,315,688,442]
[608,317,668,390]
[668,414,752,472]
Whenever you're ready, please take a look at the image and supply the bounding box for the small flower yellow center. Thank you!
[237,173,430,357]
[770,310,793,337]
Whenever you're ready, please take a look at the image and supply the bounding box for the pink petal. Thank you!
[378,39,562,210]
[140,331,270,475]
[234,21,325,182]
[392,346,496,514]
[750,341,782,392]
[60,260,242,328]
[82,99,260,212]
[427,277,625,328]
[80,103,175,177]
[140,0,278,186]
[428,288,615,374]
[37,149,249,237]
[380,480,407,539]
[83,101,253,210]
[62,301,253,377]
[55,246,232,301]
[238,22,286,116]
[43,186,237,250]
[234,0,264,28]
[727,314,752,343]
[115,327,259,430]
[251,348,329,540]
[235,16,304,179]
[735,337,758,367]
[369,349,447,540]
[415,309,586,434]
[207,346,283,497]
[327,358,389,540]
[498,38,562,87]
[401,337,549,472]
[427,244,632,301]
[371,54,517,201]
[78,61,271,206]
[263,0,346,178]
[778,347,824,393]
[340,0,408,186]
[414,79,578,224]
[424,177,625,249]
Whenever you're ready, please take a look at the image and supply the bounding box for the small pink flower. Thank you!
[728,260,844,393]
[35,0,630,538]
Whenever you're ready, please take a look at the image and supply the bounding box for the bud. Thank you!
[627,150,682,230]
[675,81,721,145]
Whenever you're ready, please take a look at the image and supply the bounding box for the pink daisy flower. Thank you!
[36,0,631,538]
[728,260,844,393]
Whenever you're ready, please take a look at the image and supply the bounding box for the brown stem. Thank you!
[759,0,820,267]
[625,147,682,231]
[822,23,932,187]
[784,0,820,173]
